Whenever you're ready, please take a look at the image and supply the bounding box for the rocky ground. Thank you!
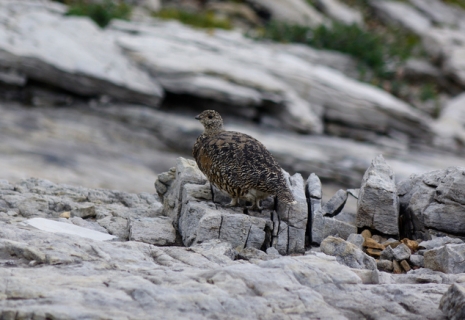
[1,0,465,318]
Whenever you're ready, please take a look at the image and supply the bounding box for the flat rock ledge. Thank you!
[1,157,465,318]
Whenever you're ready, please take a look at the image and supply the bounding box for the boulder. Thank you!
[440,284,465,320]
[424,244,465,274]
[357,155,399,236]
[320,236,377,270]
[398,167,465,240]
[419,237,464,250]
[410,0,465,30]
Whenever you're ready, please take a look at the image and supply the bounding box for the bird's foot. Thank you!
[224,198,239,207]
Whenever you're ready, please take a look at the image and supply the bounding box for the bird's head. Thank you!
[195,110,224,133]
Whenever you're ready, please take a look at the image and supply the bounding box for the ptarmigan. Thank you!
[193,110,296,210]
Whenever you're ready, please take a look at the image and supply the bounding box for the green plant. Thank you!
[153,9,232,30]
[442,0,465,10]
[57,0,132,28]
[258,21,420,78]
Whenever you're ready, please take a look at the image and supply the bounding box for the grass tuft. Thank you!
[153,8,233,30]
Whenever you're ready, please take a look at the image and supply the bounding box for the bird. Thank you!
[192,110,296,210]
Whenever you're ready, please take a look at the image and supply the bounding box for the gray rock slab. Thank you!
[23,218,116,241]
[419,237,464,250]
[424,244,465,274]
[440,284,465,320]
[369,0,432,35]
[0,2,163,106]
[129,216,177,246]
[409,254,425,267]
[321,236,377,270]
[357,155,399,236]
[315,0,364,26]
[321,189,348,217]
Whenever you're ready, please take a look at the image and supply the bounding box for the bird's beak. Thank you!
[195,114,201,120]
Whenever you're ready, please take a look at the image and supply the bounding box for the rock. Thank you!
[392,260,403,274]
[361,229,372,240]
[401,238,419,252]
[366,248,382,258]
[424,244,465,274]
[357,155,399,236]
[320,236,377,270]
[439,284,465,320]
[369,0,432,35]
[364,238,385,250]
[309,175,356,244]
[398,167,465,240]
[380,246,394,261]
[347,233,364,249]
[0,179,455,319]
[69,217,109,234]
[276,172,308,254]
[377,259,393,272]
[409,254,425,267]
[321,189,348,217]
[410,0,465,30]
[392,243,411,261]
[419,237,464,250]
[129,217,177,246]
[400,260,411,272]
[23,218,116,241]
[248,0,326,27]
[434,93,465,151]
[237,247,269,261]
[314,0,364,26]
[0,1,163,106]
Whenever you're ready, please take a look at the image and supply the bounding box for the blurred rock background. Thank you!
[1,0,465,201]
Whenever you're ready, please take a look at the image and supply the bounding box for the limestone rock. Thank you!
[424,244,465,274]
[409,254,425,267]
[392,243,411,261]
[321,189,348,217]
[0,1,163,106]
[420,237,464,250]
[129,217,177,246]
[440,284,465,320]
[357,155,399,236]
[320,236,377,270]
[309,175,356,244]
[347,233,365,249]
[315,0,364,26]
[398,167,465,240]
[369,0,432,35]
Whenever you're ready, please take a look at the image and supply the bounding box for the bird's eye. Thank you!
[208,115,213,119]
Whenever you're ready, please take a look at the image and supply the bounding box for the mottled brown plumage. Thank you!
[193,110,295,210]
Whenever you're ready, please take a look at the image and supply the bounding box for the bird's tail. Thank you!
[277,189,297,205]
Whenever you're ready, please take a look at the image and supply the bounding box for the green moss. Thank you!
[153,9,232,30]
[57,0,131,28]
[442,0,465,10]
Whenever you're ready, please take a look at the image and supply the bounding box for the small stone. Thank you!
[401,238,419,252]
[400,260,411,272]
[366,248,382,258]
[392,243,411,261]
[347,233,364,249]
[28,260,38,267]
[60,211,70,219]
[409,254,424,267]
[364,237,385,250]
[380,246,394,261]
[377,259,393,272]
[321,189,348,217]
[382,238,400,247]
[392,260,403,274]
[266,247,281,257]
[361,229,372,240]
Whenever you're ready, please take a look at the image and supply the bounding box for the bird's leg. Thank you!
[247,199,262,212]
[225,197,238,207]
[210,184,215,203]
